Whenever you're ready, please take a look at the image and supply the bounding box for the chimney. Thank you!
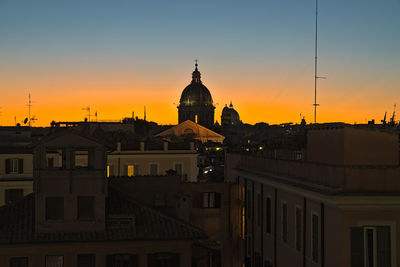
[163,142,168,151]
[116,142,121,152]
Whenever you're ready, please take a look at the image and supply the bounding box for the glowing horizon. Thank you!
[0,0,399,127]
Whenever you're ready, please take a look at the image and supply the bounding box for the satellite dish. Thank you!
[23,118,28,124]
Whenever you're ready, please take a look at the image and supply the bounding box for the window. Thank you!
[174,163,182,175]
[311,213,319,263]
[77,254,95,267]
[45,255,63,267]
[5,158,23,174]
[148,253,179,267]
[5,189,24,205]
[282,202,288,243]
[202,192,221,208]
[10,257,28,267]
[255,253,262,267]
[107,254,138,267]
[46,149,64,168]
[247,190,251,219]
[75,150,89,168]
[257,193,261,226]
[46,197,64,221]
[149,163,158,175]
[77,196,95,220]
[351,225,391,267]
[107,165,114,178]
[266,197,271,234]
[127,165,134,177]
[295,207,302,251]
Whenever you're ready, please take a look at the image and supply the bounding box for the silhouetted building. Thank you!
[178,63,215,128]
[225,127,400,267]
[221,102,241,126]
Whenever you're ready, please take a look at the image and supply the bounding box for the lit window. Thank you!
[127,165,134,177]
[75,150,89,168]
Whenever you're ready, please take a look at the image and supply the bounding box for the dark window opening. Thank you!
[45,197,64,221]
[266,197,271,234]
[78,196,95,220]
[78,254,96,267]
[202,192,221,208]
[10,257,28,267]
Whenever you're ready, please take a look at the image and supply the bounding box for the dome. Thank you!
[179,64,213,107]
[221,102,241,126]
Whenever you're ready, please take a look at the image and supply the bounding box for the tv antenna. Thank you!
[82,106,91,122]
[313,0,326,123]
[26,93,37,127]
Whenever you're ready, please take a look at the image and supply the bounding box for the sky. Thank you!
[0,0,399,126]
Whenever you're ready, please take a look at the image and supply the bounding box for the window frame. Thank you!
[311,211,319,263]
[202,192,221,208]
[45,255,64,267]
[45,197,64,221]
[265,195,272,234]
[149,162,159,175]
[295,205,302,252]
[10,257,28,267]
[281,201,288,243]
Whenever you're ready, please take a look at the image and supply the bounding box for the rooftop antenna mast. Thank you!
[28,93,32,127]
[313,0,326,123]
[144,106,146,121]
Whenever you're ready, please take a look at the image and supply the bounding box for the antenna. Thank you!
[144,106,146,121]
[82,106,91,122]
[313,0,326,123]
[27,93,32,127]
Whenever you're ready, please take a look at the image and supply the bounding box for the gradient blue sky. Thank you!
[0,0,399,125]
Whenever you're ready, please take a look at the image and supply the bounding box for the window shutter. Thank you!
[18,159,24,173]
[5,159,10,174]
[350,227,364,267]
[377,226,391,267]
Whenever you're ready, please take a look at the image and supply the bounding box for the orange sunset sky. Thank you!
[0,1,399,127]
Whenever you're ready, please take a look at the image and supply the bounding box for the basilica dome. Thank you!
[179,64,213,107]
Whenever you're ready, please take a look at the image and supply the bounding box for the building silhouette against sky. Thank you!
[178,63,215,129]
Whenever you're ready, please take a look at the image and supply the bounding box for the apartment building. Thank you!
[225,127,400,267]
[0,131,207,267]
[0,147,34,206]
[107,141,199,182]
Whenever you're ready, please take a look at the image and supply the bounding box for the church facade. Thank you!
[178,63,215,129]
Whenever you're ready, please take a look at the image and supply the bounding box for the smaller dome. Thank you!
[221,102,241,126]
